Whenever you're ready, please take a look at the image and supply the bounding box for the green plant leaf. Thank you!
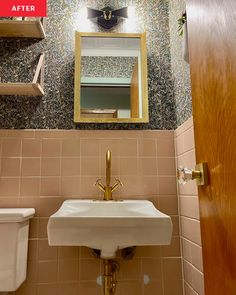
[177,14,187,37]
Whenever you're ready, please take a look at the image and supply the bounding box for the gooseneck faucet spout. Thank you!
[106,150,111,187]
[94,150,123,200]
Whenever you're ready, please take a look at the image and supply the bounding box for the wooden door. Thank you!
[130,60,139,118]
[187,0,236,294]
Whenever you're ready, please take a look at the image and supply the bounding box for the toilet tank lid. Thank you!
[0,208,35,222]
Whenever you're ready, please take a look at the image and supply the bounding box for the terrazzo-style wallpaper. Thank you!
[0,0,176,130]
[169,0,192,126]
[81,56,136,78]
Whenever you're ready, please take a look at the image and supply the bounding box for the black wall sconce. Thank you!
[87,6,129,30]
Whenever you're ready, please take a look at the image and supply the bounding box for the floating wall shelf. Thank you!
[0,83,44,96]
[0,19,45,39]
[0,53,45,96]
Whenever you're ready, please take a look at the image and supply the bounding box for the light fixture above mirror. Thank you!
[86,6,132,30]
[74,32,149,124]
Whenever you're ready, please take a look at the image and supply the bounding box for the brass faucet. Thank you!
[95,150,123,200]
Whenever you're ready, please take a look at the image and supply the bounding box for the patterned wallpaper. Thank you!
[81,56,136,78]
[0,0,177,130]
[169,0,192,126]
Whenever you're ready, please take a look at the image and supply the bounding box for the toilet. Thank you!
[0,208,35,292]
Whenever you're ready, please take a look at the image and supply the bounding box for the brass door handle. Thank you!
[177,162,208,186]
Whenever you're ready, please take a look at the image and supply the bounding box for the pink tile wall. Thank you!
[0,129,182,295]
[175,117,205,295]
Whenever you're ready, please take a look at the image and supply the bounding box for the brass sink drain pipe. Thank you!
[103,259,119,295]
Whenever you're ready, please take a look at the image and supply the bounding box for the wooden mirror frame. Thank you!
[74,32,149,123]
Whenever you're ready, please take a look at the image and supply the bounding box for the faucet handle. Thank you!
[94,179,105,192]
[115,178,123,187]
[111,178,123,193]
[94,178,102,186]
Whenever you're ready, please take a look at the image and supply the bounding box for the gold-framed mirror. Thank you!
[74,32,149,123]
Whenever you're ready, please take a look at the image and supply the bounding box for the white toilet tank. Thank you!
[0,208,35,292]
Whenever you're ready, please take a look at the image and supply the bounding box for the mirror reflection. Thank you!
[74,33,148,123]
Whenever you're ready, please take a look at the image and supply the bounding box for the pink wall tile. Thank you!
[1,158,21,176]
[0,197,19,207]
[20,178,40,197]
[161,236,181,257]
[38,239,58,260]
[22,139,41,157]
[41,158,61,176]
[138,158,157,176]
[61,158,80,176]
[158,177,177,195]
[59,247,79,260]
[2,138,22,157]
[175,117,204,295]
[21,158,40,177]
[181,217,202,246]
[40,177,61,196]
[80,176,102,198]
[191,266,204,295]
[184,282,199,295]
[156,131,174,139]
[120,139,138,157]
[171,216,180,236]
[0,177,20,197]
[78,281,101,295]
[38,261,58,283]
[58,259,79,282]
[79,259,101,281]
[177,149,196,170]
[99,139,120,157]
[156,138,175,157]
[162,258,183,295]
[37,284,58,295]
[183,259,193,287]
[120,158,138,175]
[7,130,35,138]
[119,258,141,280]
[175,133,185,156]
[182,238,203,273]
[38,217,49,238]
[175,117,193,137]
[179,196,200,220]
[157,157,176,176]
[183,127,195,152]
[0,128,185,295]
[81,157,100,176]
[138,176,158,195]
[138,139,157,156]
[158,195,178,215]
[80,139,100,157]
[120,175,140,196]
[191,243,204,273]
[42,139,61,157]
[183,260,204,295]
[35,130,64,138]
[16,282,37,295]
[39,196,63,217]
[118,280,143,295]
[142,258,162,281]
[178,181,198,197]
[61,176,80,196]
[28,240,38,261]
[62,139,80,157]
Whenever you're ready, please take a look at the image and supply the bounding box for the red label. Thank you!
[0,0,47,17]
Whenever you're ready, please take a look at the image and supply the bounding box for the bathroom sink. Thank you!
[47,200,173,258]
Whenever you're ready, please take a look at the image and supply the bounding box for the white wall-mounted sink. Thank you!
[47,200,172,258]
